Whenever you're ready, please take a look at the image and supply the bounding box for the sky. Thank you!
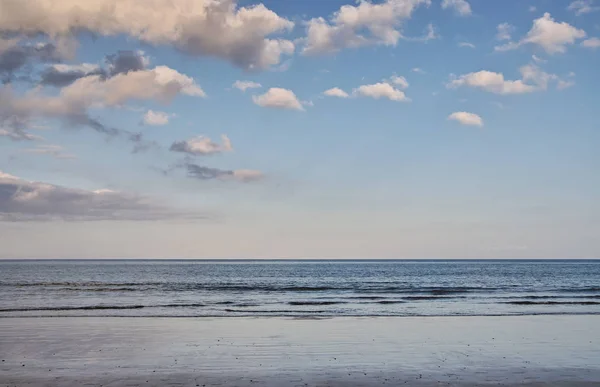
[0,0,599,259]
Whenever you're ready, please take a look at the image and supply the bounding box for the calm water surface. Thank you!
[1,260,599,317]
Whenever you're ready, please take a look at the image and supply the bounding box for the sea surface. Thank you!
[1,260,599,317]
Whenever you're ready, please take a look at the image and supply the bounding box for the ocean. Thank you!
[1,260,599,318]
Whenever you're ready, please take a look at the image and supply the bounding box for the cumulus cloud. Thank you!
[301,0,431,55]
[252,87,303,110]
[142,110,170,126]
[353,82,410,102]
[184,162,263,182]
[412,67,426,74]
[582,37,600,48]
[323,87,349,98]
[441,0,472,16]
[495,13,586,54]
[448,63,572,94]
[170,135,233,156]
[232,80,262,92]
[447,111,483,126]
[568,0,600,15]
[22,144,76,159]
[458,42,476,48]
[389,75,409,89]
[0,170,200,221]
[0,0,295,70]
[496,23,515,41]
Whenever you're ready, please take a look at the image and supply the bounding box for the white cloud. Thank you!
[302,0,431,55]
[495,13,586,54]
[447,111,483,127]
[23,144,76,159]
[1,65,203,149]
[568,0,600,15]
[170,135,233,156]
[252,87,304,110]
[353,82,410,102]
[389,75,409,89]
[582,37,600,48]
[142,110,170,126]
[441,0,472,16]
[0,170,197,221]
[0,0,295,70]
[412,67,426,74]
[496,23,515,41]
[232,80,262,92]
[529,6,537,12]
[448,63,572,94]
[458,42,476,48]
[531,54,547,63]
[557,79,575,90]
[448,70,536,95]
[323,87,350,98]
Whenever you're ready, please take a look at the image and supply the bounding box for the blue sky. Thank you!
[0,0,599,258]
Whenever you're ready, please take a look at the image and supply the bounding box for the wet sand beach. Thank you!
[1,315,599,386]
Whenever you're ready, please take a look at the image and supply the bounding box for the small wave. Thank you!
[288,301,345,306]
[501,295,600,300]
[376,300,405,304]
[224,309,328,314]
[3,282,161,288]
[505,301,600,306]
[0,305,146,312]
[403,296,455,301]
[347,296,388,300]
[0,303,206,312]
[556,287,600,293]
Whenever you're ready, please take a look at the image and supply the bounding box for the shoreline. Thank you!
[1,315,599,386]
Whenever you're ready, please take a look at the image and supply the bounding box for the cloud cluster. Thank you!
[353,82,410,101]
[495,23,515,41]
[0,0,295,70]
[568,0,600,15]
[1,64,204,148]
[582,37,600,48]
[447,63,573,95]
[232,80,262,92]
[323,75,411,102]
[170,135,233,156]
[0,170,199,221]
[447,111,483,127]
[252,87,304,110]
[323,87,350,98]
[495,13,586,54]
[142,110,170,126]
[302,0,431,55]
[441,0,472,16]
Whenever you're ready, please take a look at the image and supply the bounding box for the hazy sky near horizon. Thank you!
[0,0,599,259]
